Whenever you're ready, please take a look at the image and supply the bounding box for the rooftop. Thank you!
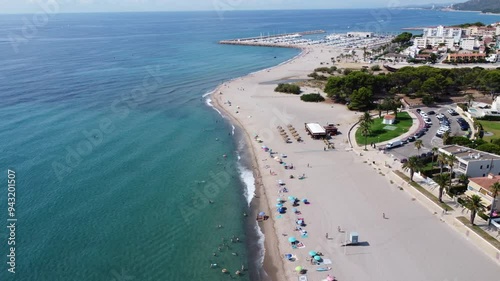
[439,145,500,161]
[384,115,396,120]
[469,174,500,194]
[305,123,326,135]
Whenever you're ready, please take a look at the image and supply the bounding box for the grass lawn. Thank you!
[480,120,500,141]
[355,112,413,145]
[456,216,500,250]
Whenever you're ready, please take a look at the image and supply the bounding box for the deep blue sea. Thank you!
[0,9,499,281]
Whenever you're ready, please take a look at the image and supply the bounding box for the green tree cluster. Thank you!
[274,83,301,95]
[300,93,325,102]
[324,67,500,110]
[392,32,413,48]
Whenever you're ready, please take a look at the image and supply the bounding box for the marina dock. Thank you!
[219,30,326,48]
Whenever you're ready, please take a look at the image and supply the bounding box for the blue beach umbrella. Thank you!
[276,203,283,208]
[277,198,282,202]
[308,251,317,256]
[288,196,295,201]
[258,211,265,216]
[314,255,322,261]
[288,237,297,243]
[302,198,308,203]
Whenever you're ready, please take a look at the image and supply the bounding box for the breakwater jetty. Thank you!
[219,30,326,48]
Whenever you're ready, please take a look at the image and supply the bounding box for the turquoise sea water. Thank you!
[0,9,499,281]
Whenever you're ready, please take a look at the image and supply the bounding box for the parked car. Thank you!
[404,136,416,143]
[400,158,408,164]
[447,108,458,116]
[427,110,435,115]
[414,130,425,138]
[420,113,428,118]
[416,109,421,113]
[436,113,445,119]
[424,118,432,125]
[386,140,403,149]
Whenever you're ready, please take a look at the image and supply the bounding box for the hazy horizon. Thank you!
[0,0,463,14]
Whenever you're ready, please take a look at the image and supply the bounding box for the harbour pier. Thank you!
[219,30,326,48]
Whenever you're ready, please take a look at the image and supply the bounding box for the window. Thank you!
[487,165,490,169]
[483,174,486,177]
[480,165,483,169]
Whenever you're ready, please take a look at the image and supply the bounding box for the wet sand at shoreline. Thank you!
[211,45,500,280]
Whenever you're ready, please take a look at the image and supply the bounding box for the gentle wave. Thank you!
[236,151,256,207]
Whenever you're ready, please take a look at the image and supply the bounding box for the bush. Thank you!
[448,185,467,197]
[478,212,490,221]
[301,93,325,102]
[457,103,468,111]
[370,65,381,71]
[477,115,500,121]
[422,95,435,105]
[274,83,301,95]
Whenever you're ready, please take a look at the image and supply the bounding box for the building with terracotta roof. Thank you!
[382,115,396,125]
[446,52,486,62]
[467,174,500,220]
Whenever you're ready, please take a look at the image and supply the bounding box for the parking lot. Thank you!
[386,105,470,161]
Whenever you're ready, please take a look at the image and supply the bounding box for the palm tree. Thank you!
[437,152,448,175]
[458,174,469,185]
[414,139,424,156]
[447,154,457,187]
[359,122,371,151]
[442,131,451,145]
[402,156,424,182]
[489,182,500,224]
[466,93,475,107]
[431,147,439,164]
[359,112,373,150]
[434,173,450,203]
[465,195,485,225]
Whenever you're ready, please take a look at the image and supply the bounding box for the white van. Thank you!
[386,140,403,149]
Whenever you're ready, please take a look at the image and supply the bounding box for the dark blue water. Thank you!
[0,9,498,281]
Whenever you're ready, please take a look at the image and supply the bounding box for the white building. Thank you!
[415,25,462,49]
[459,37,479,51]
[496,25,500,36]
[439,145,500,178]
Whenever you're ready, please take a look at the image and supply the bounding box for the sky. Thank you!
[0,0,463,14]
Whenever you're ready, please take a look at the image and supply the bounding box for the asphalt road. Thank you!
[386,105,469,161]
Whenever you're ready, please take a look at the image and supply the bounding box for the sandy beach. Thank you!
[211,45,500,280]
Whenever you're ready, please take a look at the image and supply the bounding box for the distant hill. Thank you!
[453,0,500,13]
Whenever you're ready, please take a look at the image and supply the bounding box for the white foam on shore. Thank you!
[254,220,266,266]
[236,151,256,206]
[203,89,224,116]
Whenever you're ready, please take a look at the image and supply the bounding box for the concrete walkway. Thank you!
[348,117,500,265]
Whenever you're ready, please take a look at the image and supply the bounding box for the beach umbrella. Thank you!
[302,198,308,203]
[258,211,265,216]
[314,255,322,261]
[308,251,317,256]
[276,203,283,208]
[295,266,302,272]
[277,198,282,202]
[288,237,297,243]
[288,196,295,201]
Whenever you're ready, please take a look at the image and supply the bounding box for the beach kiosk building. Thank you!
[382,115,396,125]
[305,123,326,139]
